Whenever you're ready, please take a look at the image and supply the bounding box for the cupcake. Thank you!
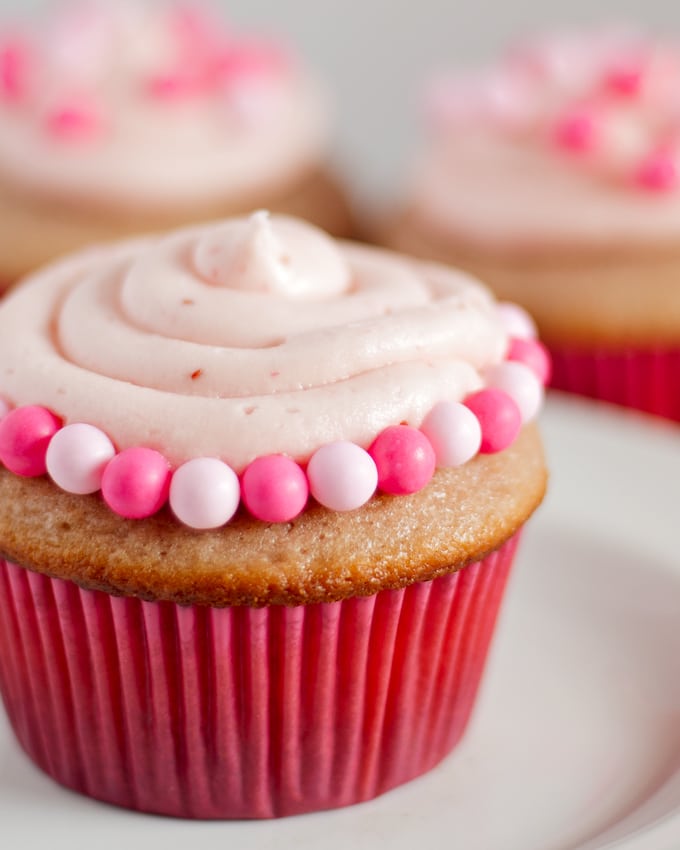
[0,0,352,288]
[0,212,546,818]
[385,29,680,422]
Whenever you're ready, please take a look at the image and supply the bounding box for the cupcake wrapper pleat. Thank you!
[0,535,519,819]
[550,345,680,422]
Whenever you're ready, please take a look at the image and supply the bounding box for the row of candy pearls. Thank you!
[0,385,536,529]
[0,305,548,529]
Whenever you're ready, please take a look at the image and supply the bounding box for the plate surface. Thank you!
[1,394,680,850]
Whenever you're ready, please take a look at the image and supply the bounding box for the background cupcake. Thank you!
[0,212,546,818]
[0,0,353,287]
[383,29,680,422]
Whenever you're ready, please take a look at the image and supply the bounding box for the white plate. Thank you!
[1,394,680,850]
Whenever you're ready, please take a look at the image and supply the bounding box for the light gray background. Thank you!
[7,0,680,200]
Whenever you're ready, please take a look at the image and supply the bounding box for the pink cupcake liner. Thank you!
[549,344,680,422]
[0,534,519,819]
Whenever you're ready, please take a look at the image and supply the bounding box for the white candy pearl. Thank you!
[484,361,544,423]
[169,457,240,530]
[46,423,116,494]
[497,302,538,340]
[307,442,378,512]
[420,402,482,468]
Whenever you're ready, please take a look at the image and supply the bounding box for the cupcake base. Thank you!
[0,536,519,819]
[550,345,680,422]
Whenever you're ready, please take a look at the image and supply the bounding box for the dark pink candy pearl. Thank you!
[0,40,29,103]
[369,425,436,496]
[465,389,522,455]
[241,454,308,523]
[553,109,599,154]
[0,405,61,477]
[507,337,553,385]
[101,447,171,520]
[636,151,678,192]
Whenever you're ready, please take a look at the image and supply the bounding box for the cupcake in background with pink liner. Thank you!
[0,0,353,288]
[0,211,546,818]
[384,28,680,422]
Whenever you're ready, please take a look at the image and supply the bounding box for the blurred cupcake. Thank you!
[385,29,680,422]
[0,212,546,818]
[0,0,352,287]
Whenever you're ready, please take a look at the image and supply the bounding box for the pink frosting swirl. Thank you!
[0,214,507,469]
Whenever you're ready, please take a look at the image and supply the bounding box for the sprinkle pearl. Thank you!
[307,442,378,511]
[604,63,644,98]
[101,447,171,519]
[636,150,678,192]
[507,337,552,385]
[497,302,537,340]
[0,41,28,102]
[45,101,102,142]
[0,406,61,477]
[241,455,308,523]
[420,402,482,468]
[170,457,240,529]
[553,109,599,154]
[46,423,116,494]
[369,426,436,496]
[465,389,522,454]
[484,362,544,423]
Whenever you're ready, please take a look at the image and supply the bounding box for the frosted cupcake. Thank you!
[0,1,352,287]
[386,30,680,422]
[0,212,546,818]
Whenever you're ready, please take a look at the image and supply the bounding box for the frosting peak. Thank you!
[193,212,351,298]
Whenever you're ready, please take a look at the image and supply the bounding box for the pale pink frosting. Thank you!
[410,133,680,249]
[0,2,328,210]
[413,29,680,248]
[0,214,507,469]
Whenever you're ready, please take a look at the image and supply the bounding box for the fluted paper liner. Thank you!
[0,535,519,819]
[550,344,680,423]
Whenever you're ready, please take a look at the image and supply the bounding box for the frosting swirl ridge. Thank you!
[0,214,507,468]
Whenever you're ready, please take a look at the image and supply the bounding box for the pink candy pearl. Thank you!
[215,42,288,82]
[369,426,436,496]
[170,457,240,530]
[420,402,482,468]
[636,151,678,192]
[307,442,378,511]
[101,447,171,519]
[241,455,308,523]
[46,423,115,495]
[484,362,544,424]
[507,337,552,385]
[0,40,29,102]
[465,389,522,454]
[497,302,537,340]
[146,71,199,100]
[45,101,101,142]
[605,64,644,98]
[553,109,599,154]
[0,406,61,477]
